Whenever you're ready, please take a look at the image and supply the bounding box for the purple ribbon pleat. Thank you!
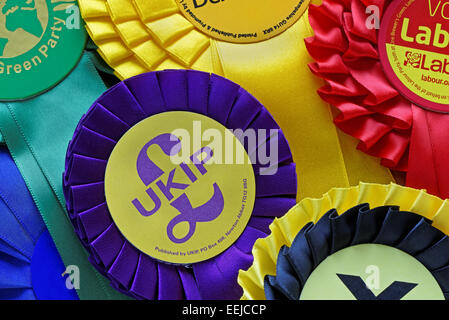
[63,70,297,300]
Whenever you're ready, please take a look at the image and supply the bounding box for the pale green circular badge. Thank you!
[300,244,444,300]
[0,0,86,101]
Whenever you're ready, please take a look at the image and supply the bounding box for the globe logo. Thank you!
[0,0,49,58]
[0,0,85,100]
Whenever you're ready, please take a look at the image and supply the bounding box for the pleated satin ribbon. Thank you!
[79,0,395,200]
[306,0,449,199]
[238,182,449,299]
[63,70,297,300]
[265,204,449,300]
[0,146,78,300]
[0,54,130,300]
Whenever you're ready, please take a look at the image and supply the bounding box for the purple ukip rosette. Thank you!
[62,70,297,300]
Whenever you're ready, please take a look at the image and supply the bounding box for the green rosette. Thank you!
[0,0,129,300]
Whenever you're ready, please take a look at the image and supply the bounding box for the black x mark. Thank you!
[337,274,418,300]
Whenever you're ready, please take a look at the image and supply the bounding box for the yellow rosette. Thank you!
[238,182,449,300]
[78,0,394,200]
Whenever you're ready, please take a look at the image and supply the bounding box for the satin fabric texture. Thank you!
[306,0,449,199]
[0,146,78,300]
[62,70,297,299]
[264,204,449,300]
[0,0,400,301]
[79,0,395,200]
[0,54,131,300]
[238,182,449,299]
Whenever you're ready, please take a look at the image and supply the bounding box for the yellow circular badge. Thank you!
[379,0,449,113]
[176,0,310,43]
[105,111,256,265]
[300,244,444,300]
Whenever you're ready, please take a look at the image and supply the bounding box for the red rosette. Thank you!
[306,0,412,171]
[305,0,449,198]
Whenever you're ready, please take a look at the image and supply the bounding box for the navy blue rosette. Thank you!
[265,204,449,300]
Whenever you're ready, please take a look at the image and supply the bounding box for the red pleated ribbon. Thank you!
[306,0,449,199]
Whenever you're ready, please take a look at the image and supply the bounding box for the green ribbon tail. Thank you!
[0,53,131,300]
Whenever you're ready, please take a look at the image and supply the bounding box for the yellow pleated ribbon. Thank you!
[238,182,449,300]
[78,0,394,200]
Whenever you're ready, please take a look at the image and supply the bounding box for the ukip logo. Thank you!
[104,111,256,264]
[132,133,225,244]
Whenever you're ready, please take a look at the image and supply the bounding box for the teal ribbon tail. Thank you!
[0,53,131,300]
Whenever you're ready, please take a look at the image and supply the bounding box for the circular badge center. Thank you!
[0,0,86,101]
[379,0,449,113]
[300,244,444,300]
[176,0,310,43]
[105,111,256,265]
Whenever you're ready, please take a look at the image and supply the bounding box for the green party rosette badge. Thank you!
[0,0,86,101]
